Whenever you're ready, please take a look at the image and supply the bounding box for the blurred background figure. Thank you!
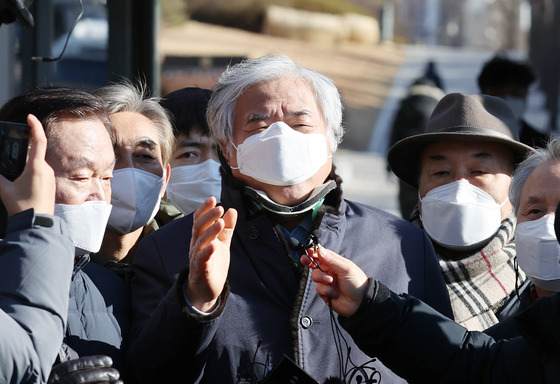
[160,87,222,216]
[388,63,445,219]
[423,60,445,91]
[478,55,549,148]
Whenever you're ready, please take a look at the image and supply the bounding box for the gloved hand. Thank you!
[0,0,34,28]
[48,355,123,384]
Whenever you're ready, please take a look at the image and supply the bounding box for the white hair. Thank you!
[95,79,175,164]
[510,139,559,215]
[206,55,344,156]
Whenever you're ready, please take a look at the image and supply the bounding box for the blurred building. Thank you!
[393,0,526,50]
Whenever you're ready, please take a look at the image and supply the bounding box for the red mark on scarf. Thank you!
[481,250,508,295]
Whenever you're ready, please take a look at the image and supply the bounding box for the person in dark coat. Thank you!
[484,138,560,340]
[126,54,453,384]
[0,114,74,384]
[388,75,445,219]
[478,55,548,148]
[306,139,560,383]
[303,245,558,384]
[0,88,127,383]
[159,87,222,216]
[388,93,534,331]
[91,80,174,285]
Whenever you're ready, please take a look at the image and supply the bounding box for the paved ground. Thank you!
[334,149,399,215]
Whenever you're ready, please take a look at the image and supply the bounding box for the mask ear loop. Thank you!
[229,139,241,170]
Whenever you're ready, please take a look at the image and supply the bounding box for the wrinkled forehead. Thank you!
[234,79,322,126]
[521,160,560,204]
[46,118,115,168]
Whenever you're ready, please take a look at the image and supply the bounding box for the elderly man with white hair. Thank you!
[126,54,453,384]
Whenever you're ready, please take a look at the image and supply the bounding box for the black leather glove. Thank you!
[48,355,123,384]
[0,0,34,28]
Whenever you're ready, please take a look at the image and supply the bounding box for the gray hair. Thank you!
[94,79,175,164]
[206,55,344,156]
[510,139,560,215]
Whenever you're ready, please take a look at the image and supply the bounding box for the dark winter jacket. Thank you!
[127,177,453,383]
[64,256,131,375]
[0,209,74,384]
[341,280,560,384]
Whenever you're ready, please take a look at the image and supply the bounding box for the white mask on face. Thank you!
[515,214,560,292]
[420,180,506,250]
[108,168,164,234]
[54,201,112,256]
[231,121,331,186]
[166,159,222,215]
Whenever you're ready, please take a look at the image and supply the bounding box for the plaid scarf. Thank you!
[413,213,526,331]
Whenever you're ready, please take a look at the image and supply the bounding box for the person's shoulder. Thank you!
[82,261,128,289]
[342,199,423,234]
[133,214,194,271]
[143,213,194,241]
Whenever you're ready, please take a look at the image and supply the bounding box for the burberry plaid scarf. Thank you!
[414,213,526,331]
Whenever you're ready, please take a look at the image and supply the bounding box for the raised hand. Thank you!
[301,246,369,317]
[186,196,237,312]
[0,114,55,216]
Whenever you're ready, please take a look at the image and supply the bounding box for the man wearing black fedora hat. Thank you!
[388,92,534,331]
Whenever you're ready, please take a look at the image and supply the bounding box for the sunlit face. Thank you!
[517,160,560,225]
[419,140,514,220]
[223,77,332,206]
[170,128,218,168]
[109,111,170,190]
[47,118,115,205]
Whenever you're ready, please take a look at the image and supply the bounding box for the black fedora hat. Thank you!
[387,93,533,187]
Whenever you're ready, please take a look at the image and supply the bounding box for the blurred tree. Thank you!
[161,0,188,25]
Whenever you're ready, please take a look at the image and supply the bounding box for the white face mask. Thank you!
[231,121,331,186]
[515,214,560,292]
[420,180,506,250]
[166,159,222,215]
[54,201,112,256]
[502,95,527,121]
[108,167,164,234]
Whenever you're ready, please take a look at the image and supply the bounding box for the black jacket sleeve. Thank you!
[339,280,548,384]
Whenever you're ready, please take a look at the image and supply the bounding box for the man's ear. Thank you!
[218,139,233,163]
[160,163,171,198]
[217,146,233,177]
[555,203,560,245]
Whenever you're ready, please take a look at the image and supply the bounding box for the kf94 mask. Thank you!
[420,180,506,250]
[108,168,164,234]
[515,214,560,292]
[166,159,222,215]
[54,201,112,256]
[231,121,331,186]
